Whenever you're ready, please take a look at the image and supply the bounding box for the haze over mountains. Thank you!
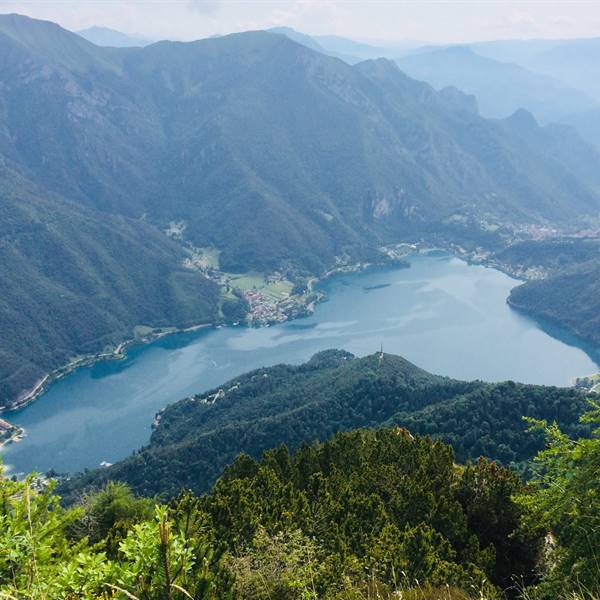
[395,46,596,122]
[76,21,600,145]
[1,12,600,408]
[268,26,600,147]
[77,25,155,48]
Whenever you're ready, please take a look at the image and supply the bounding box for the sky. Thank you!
[1,0,600,45]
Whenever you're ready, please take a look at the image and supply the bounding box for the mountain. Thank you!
[3,13,600,407]
[0,14,222,408]
[267,26,325,53]
[3,13,600,262]
[59,350,589,500]
[561,106,600,149]
[268,27,410,64]
[76,25,154,47]
[395,45,596,123]
[0,167,219,409]
[472,37,600,102]
[499,238,600,346]
[313,33,415,61]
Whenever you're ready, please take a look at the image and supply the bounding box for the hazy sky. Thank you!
[2,0,600,45]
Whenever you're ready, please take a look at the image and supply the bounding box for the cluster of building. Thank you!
[243,289,287,324]
[0,417,22,446]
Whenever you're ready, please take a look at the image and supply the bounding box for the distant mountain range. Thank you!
[472,37,600,101]
[395,45,596,123]
[1,13,600,408]
[269,27,600,147]
[267,27,411,64]
[72,24,600,147]
[77,25,155,47]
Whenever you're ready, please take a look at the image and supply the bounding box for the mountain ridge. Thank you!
[77,25,154,47]
[58,349,589,500]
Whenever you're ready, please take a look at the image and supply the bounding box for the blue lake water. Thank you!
[3,252,599,476]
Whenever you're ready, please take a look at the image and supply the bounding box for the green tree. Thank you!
[518,402,600,597]
[0,466,83,598]
[455,458,543,590]
[71,481,155,555]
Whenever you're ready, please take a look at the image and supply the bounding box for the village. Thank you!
[0,417,23,447]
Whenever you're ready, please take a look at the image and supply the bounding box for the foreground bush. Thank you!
[1,415,597,599]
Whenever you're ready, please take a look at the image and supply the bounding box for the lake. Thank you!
[3,251,599,476]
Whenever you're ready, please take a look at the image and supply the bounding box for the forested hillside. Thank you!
[499,239,600,345]
[60,350,589,500]
[0,169,218,409]
[4,406,600,599]
[3,12,600,260]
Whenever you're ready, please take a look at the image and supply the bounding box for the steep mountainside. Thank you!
[2,14,600,274]
[59,350,589,499]
[0,167,218,408]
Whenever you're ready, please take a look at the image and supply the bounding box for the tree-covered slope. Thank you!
[3,14,600,274]
[4,407,600,598]
[2,426,551,599]
[499,238,600,346]
[59,350,589,500]
[0,170,219,409]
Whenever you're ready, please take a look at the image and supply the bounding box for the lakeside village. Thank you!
[0,417,23,447]
[180,240,415,326]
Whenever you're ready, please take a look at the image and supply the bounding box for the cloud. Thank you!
[188,0,221,16]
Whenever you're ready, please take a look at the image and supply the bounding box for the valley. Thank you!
[2,13,600,415]
[1,7,600,597]
[3,252,599,478]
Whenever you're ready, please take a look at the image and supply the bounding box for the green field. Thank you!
[222,272,294,302]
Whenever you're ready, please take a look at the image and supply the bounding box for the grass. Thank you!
[222,272,294,302]
[226,273,265,291]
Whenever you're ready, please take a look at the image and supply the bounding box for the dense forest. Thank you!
[0,180,219,409]
[499,238,600,345]
[2,405,599,599]
[59,351,590,500]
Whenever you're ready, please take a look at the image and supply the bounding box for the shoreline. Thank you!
[0,242,552,427]
[2,246,597,460]
[1,251,413,421]
[0,427,24,448]
[1,322,214,417]
[0,417,24,448]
